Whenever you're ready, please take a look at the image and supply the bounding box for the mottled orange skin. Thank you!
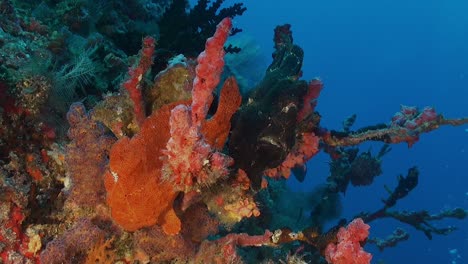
[104,101,189,234]
[105,77,241,233]
[105,73,241,234]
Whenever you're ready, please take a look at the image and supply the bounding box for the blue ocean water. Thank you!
[219,0,468,262]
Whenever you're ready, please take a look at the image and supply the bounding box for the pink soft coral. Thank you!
[164,18,235,192]
[324,218,372,264]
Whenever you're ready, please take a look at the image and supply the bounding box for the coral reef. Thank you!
[0,1,467,263]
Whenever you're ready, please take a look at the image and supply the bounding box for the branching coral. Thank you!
[357,167,467,240]
[158,0,246,57]
[320,105,468,148]
[122,36,155,127]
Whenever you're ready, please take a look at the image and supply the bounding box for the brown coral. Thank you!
[181,203,220,242]
[147,62,194,112]
[91,93,137,138]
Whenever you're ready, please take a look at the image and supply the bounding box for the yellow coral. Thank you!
[224,198,261,223]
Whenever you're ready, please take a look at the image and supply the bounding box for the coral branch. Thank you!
[367,228,409,251]
[191,17,232,126]
[164,104,234,192]
[321,105,468,148]
[358,167,467,239]
[123,36,155,127]
[164,18,235,192]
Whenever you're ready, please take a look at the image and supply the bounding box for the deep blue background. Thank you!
[192,0,468,262]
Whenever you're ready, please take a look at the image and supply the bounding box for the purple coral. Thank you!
[65,102,114,208]
[40,218,106,264]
